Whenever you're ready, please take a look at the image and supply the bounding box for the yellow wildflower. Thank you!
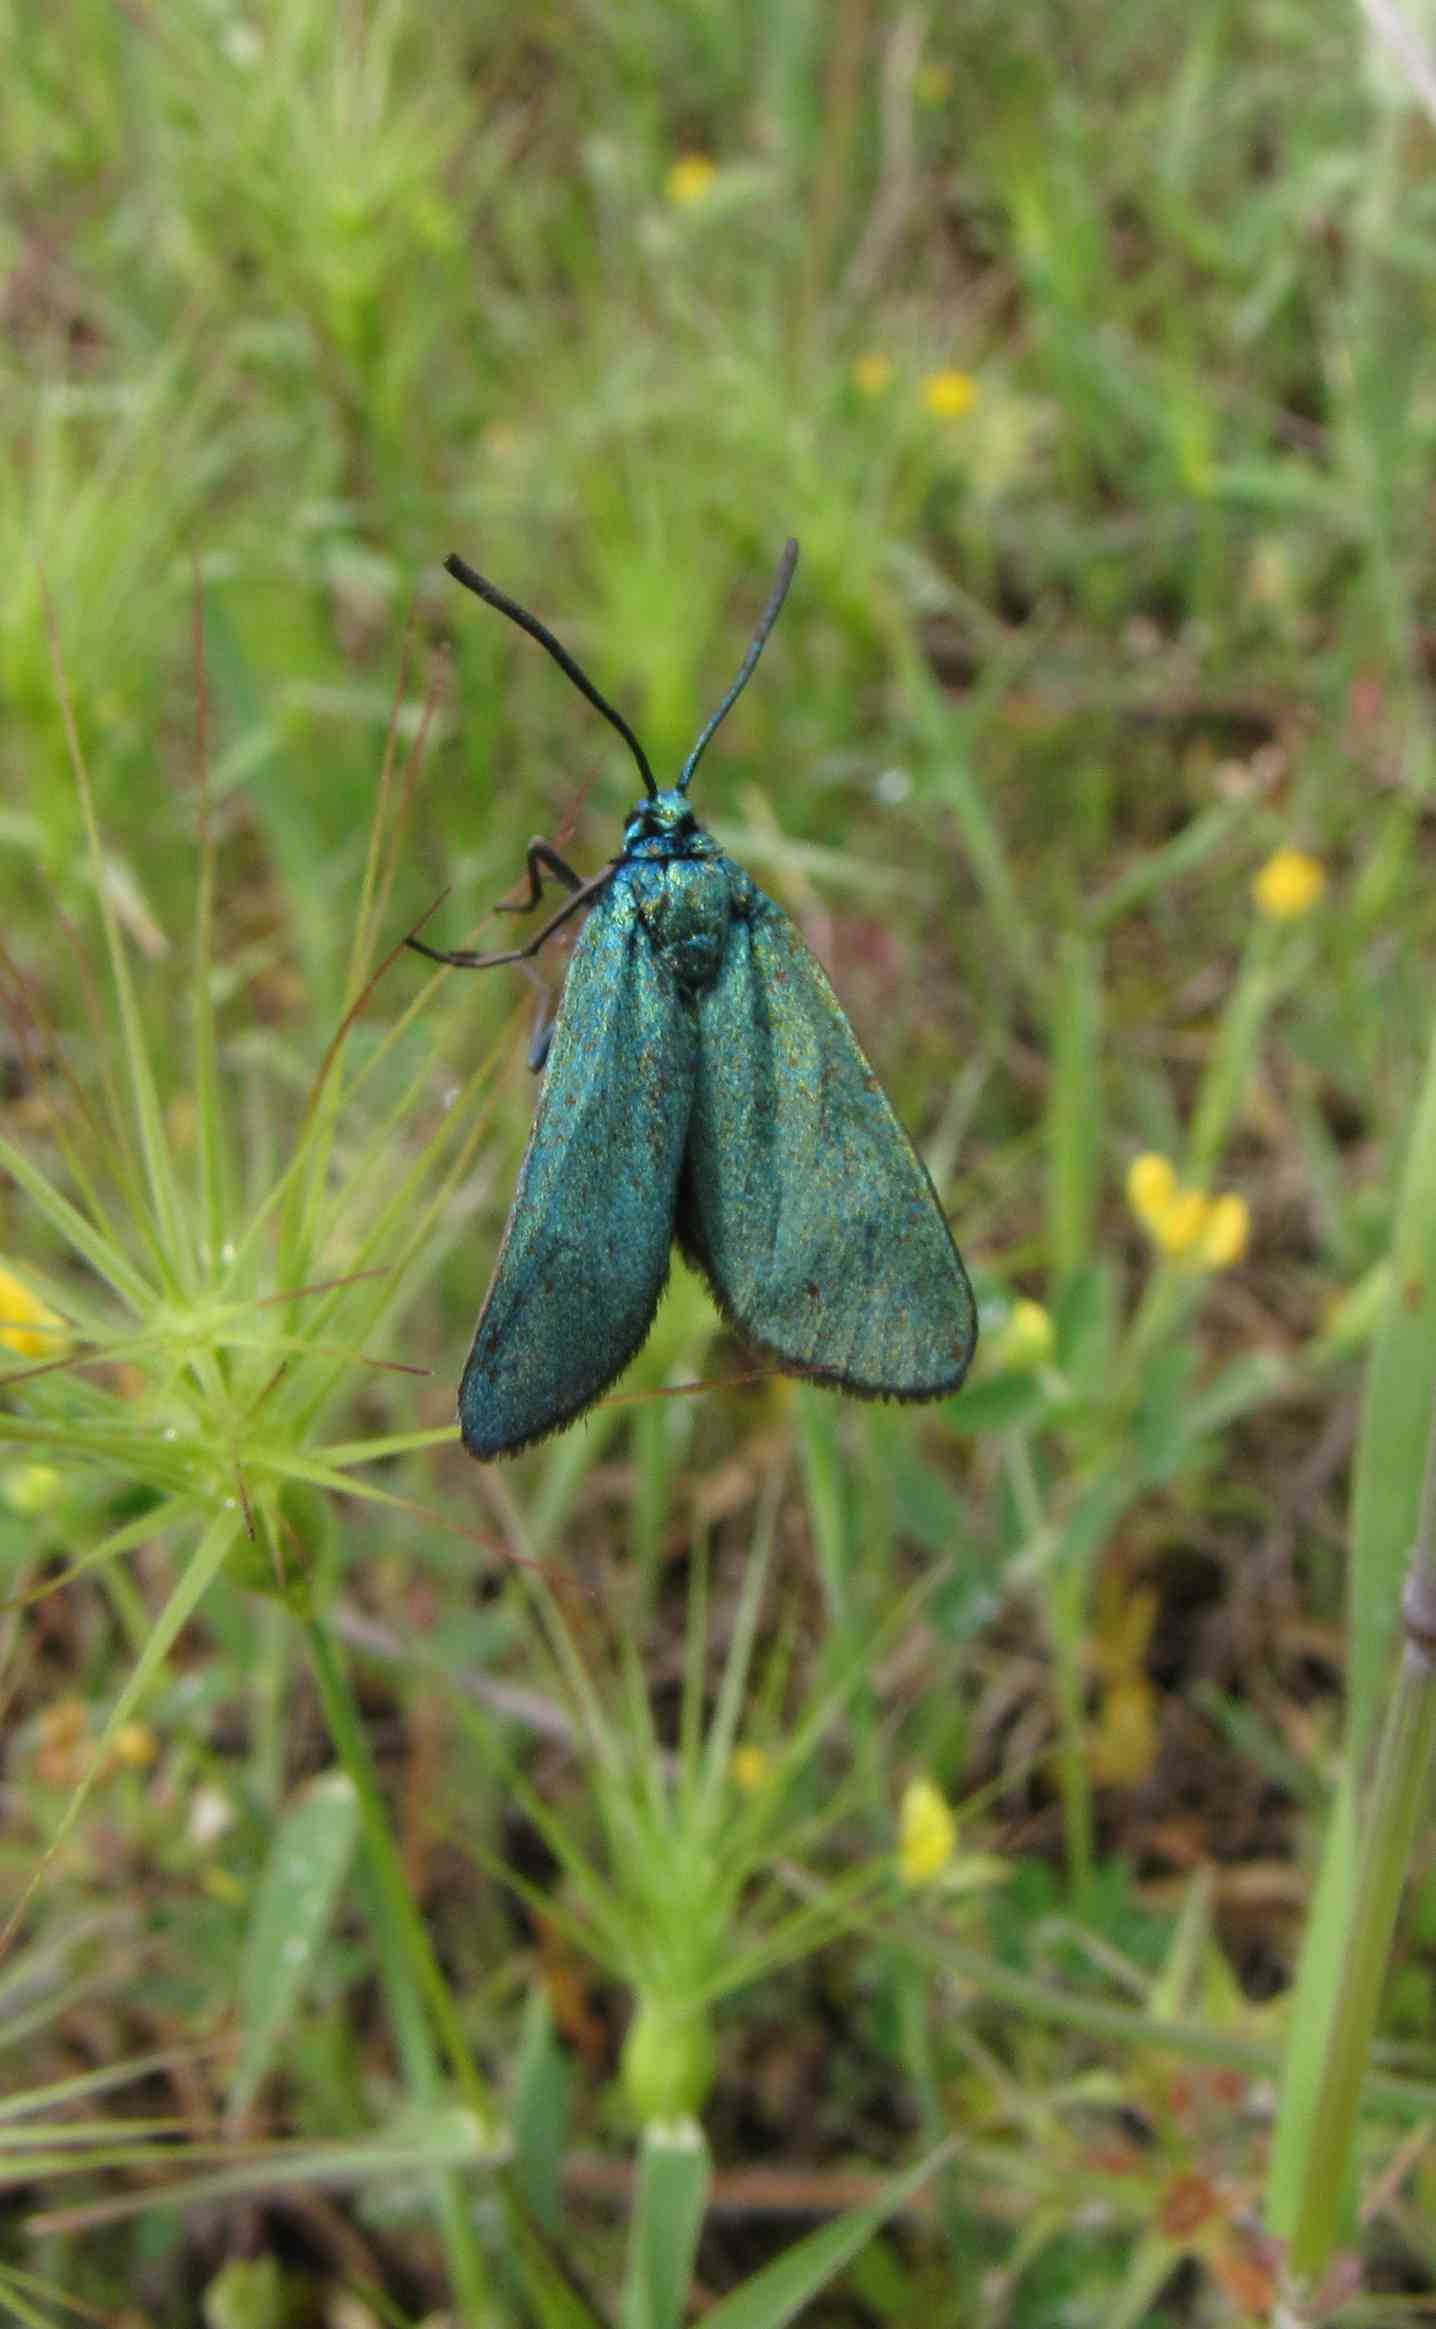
[666,155,717,207]
[1128,1155,1249,1269]
[731,1744,769,1792]
[1201,1192,1250,1269]
[0,1267,69,1360]
[1128,1156,1206,1253]
[921,369,979,421]
[852,353,894,398]
[994,1299,1055,1371]
[1127,1153,1178,1225]
[1253,847,1326,921]
[914,62,953,106]
[1154,1187,1212,1259]
[898,1776,956,1886]
[110,1722,158,1770]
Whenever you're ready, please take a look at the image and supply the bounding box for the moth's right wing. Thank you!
[459,881,694,1459]
[678,885,976,1400]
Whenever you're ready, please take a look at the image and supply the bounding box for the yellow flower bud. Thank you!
[920,369,978,420]
[1253,847,1326,921]
[995,1299,1055,1371]
[666,155,717,207]
[730,1745,769,1792]
[110,1722,158,1769]
[0,1267,69,1360]
[898,1776,956,1887]
[1154,1188,1212,1258]
[1127,1158,1233,1261]
[1127,1153,1177,1227]
[1201,1192,1250,1269]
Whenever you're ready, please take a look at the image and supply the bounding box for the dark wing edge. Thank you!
[461,1252,680,1459]
[677,896,977,1403]
[459,891,694,1458]
[680,1195,978,1408]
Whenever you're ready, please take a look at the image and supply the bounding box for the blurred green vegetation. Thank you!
[7,0,1436,2320]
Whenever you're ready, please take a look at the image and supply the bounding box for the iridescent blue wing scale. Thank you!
[459,875,694,1458]
[677,884,976,1398]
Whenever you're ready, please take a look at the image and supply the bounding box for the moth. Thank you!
[411,540,977,1459]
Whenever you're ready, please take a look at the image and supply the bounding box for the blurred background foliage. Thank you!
[7,0,1436,2320]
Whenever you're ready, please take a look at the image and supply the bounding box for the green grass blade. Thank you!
[1088,798,1249,931]
[1265,1767,1360,2239]
[699,2141,956,2329]
[0,1133,155,1314]
[1346,995,1436,1763]
[42,582,192,1292]
[1046,928,1102,1280]
[900,653,1044,1002]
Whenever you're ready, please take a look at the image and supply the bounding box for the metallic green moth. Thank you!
[411,541,977,1459]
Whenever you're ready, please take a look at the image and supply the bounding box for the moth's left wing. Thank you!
[459,880,694,1459]
[678,887,976,1399]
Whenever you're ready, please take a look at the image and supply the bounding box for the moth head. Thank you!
[624,790,699,845]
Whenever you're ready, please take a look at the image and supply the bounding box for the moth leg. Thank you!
[406,863,615,972]
[492,838,585,916]
[521,959,557,1073]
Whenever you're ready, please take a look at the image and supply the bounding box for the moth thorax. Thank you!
[642,858,732,994]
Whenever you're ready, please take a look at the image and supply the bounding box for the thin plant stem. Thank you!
[302,1619,498,2320]
[1009,1431,1092,1896]
[1284,1391,1436,2290]
[1185,918,1280,1186]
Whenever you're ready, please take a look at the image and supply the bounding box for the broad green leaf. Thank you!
[942,1373,1048,1435]
[1134,1340,1195,1483]
[512,1987,571,2233]
[1054,1261,1117,1378]
[622,2119,712,2329]
[231,1771,360,2116]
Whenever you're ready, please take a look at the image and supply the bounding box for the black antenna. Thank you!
[679,538,799,795]
[444,553,657,799]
